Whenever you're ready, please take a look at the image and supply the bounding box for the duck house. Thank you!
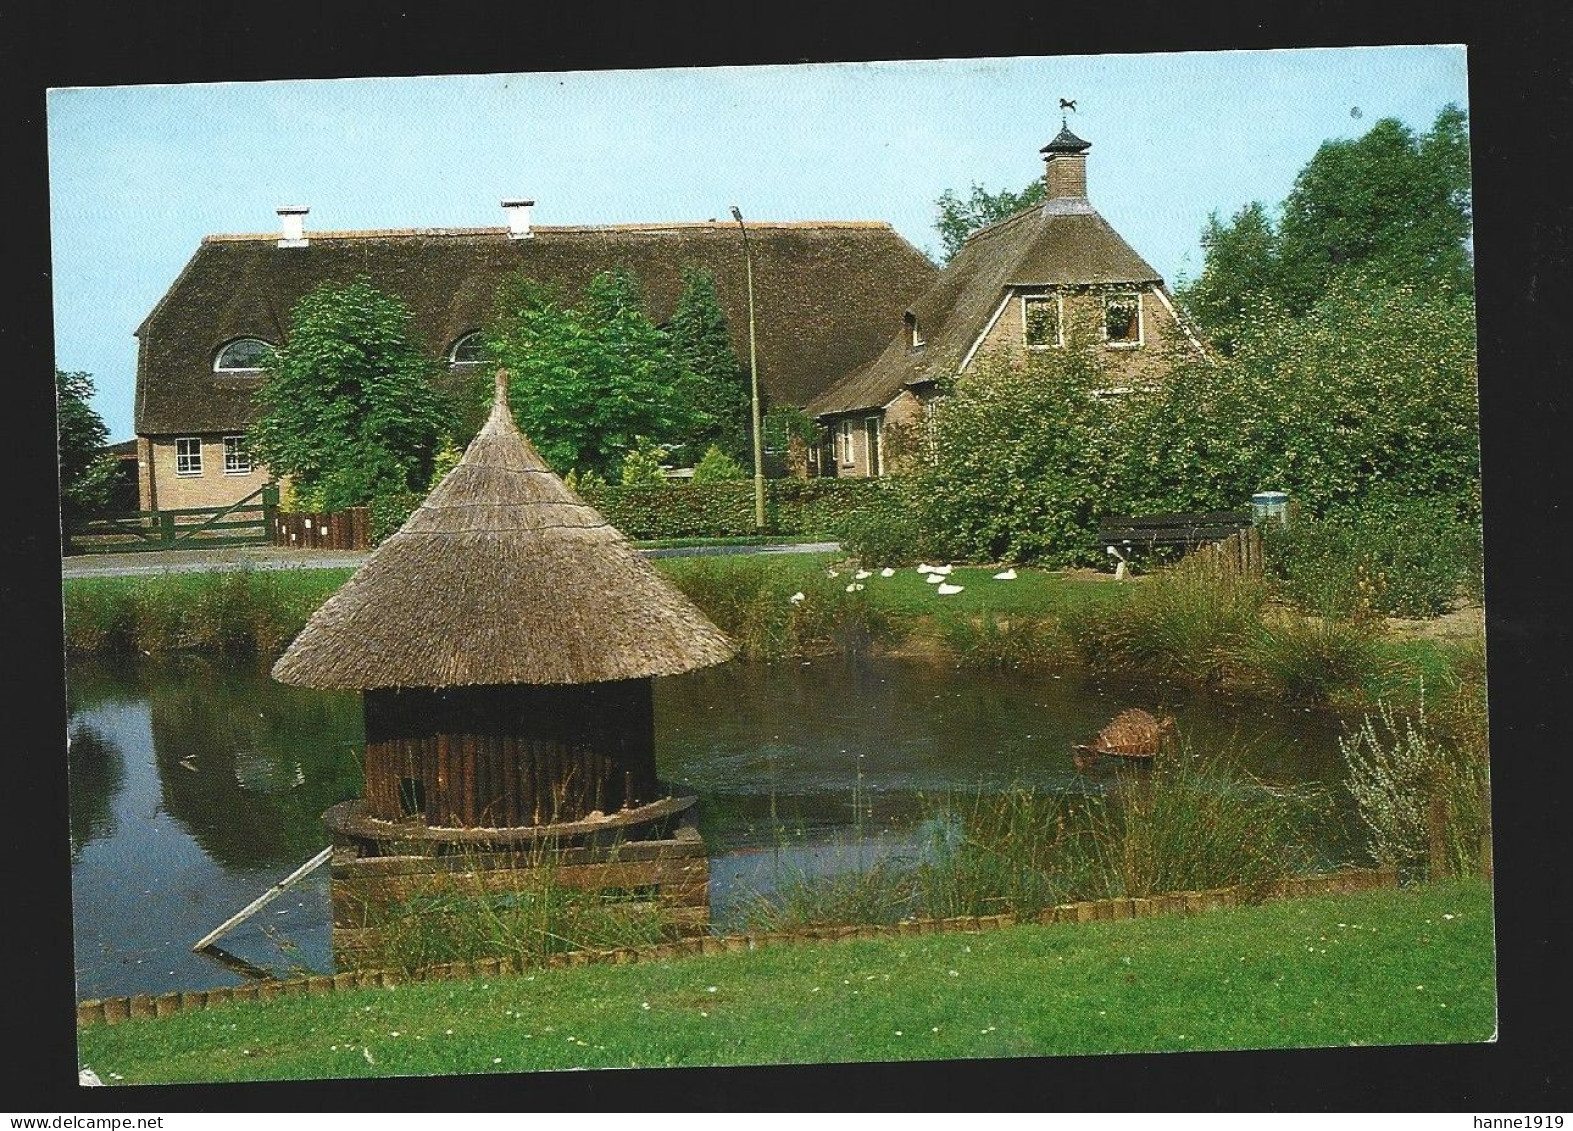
[272,369,735,966]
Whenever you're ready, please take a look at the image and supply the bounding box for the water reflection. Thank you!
[67,722,124,860]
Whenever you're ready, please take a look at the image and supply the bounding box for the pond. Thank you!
[65,653,1360,1000]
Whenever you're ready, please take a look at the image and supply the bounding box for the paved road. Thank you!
[60,541,841,579]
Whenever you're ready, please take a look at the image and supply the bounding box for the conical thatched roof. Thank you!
[272,370,736,690]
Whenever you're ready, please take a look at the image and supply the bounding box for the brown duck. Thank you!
[1072,708,1176,770]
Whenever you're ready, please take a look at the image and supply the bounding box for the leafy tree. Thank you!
[1172,202,1279,355]
[485,269,699,478]
[934,179,1046,263]
[1274,106,1473,313]
[619,437,669,487]
[912,348,1124,564]
[666,268,750,463]
[691,444,745,483]
[1178,106,1474,347]
[248,280,453,512]
[56,368,117,528]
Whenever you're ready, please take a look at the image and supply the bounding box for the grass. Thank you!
[76,879,1497,1083]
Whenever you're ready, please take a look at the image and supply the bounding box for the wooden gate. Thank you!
[69,484,279,554]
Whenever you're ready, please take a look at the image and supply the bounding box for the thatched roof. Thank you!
[135,221,936,435]
[807,187,1164,419]
[271,370,736,690]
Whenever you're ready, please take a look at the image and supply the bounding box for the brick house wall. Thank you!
[974,283,1184,385]
[144,434,272,511]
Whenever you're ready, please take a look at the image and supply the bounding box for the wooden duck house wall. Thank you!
[361,679,659,828]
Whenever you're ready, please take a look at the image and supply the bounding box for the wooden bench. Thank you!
[1099,510,1253,559]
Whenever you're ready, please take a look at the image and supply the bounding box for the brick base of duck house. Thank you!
[328,815,710,971]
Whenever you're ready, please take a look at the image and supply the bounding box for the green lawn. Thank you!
[77,880,1496,1084]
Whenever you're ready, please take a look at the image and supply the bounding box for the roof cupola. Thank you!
[1040,121,1091,201]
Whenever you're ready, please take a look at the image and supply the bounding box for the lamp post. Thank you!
[730,205,767,532]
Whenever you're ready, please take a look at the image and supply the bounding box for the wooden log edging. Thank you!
[76,866,1397,1028]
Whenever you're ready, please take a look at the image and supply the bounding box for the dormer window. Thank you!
[1103,292,1143,347]
[213,338,272,374]
[449,332,488,369]
[1023,294,1063,349]
[905,312,925,349]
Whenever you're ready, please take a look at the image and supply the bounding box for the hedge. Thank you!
[580,478,889,541]
[371,478,890,545]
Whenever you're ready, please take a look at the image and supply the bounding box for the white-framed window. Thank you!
[213,338,272,373]
[175,437,203,476]
[1023,293,1063,349]
[223,434,252,475]
[448,331,488,368]
[905,312,924,349]
[1103,292,1143,347]
[837,418,857,465]
[864,416,882,477]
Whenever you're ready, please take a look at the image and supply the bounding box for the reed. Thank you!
[1244,610,1394,705]
[1079,741,1317,900]
[357,844,677,975]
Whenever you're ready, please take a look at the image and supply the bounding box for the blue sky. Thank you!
[47,47,1469,441]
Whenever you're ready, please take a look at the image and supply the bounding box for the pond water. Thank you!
[66,653,1359,1000]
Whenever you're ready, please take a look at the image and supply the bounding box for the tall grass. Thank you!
[1081,743,1319,900]
[354,846,679,976]
[62,569,352,657]
[1061,561,1266,687]
[1244,611,1394,705]
[939,612,1074,671]
[740,730,1317,930]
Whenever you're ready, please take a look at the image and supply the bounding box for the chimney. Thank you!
[501,198,535,240]
[1039,122,1091,201]
[277,206,309,248]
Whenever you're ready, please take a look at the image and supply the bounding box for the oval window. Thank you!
[214,338,272,373]
[449,332,488,367]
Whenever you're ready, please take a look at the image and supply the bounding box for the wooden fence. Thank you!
[1184,525,1264,577]
[272,507,370,551]
[68,484,278,555]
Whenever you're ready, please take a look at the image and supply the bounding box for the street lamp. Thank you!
[730,205,767,532]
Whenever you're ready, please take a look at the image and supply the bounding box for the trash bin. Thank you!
[1251,491,1290,526]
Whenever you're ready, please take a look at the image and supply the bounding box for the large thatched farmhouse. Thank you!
[132,204,937,511]
[807,125,1208,477]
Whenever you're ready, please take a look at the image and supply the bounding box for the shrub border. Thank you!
[76,867,1397,1028]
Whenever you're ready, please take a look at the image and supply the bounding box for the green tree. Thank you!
[248,280,452,512]
[691,444,745,483]
[934,179,1046,263]
[1172,202,1279,355]
[484,268,699,478]
[619,437,669,487]
[913,348,1123,564]
[1274,106,1473,313]
[666,268,750,463]
[56,368,117,528]
[1178,106,1474,346]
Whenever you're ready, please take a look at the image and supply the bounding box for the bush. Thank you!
[691,444,746,484]
[369,492,422,545]
[1339,696,1491,881]
[1265,497,1481,618]
[837,488,932,566]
